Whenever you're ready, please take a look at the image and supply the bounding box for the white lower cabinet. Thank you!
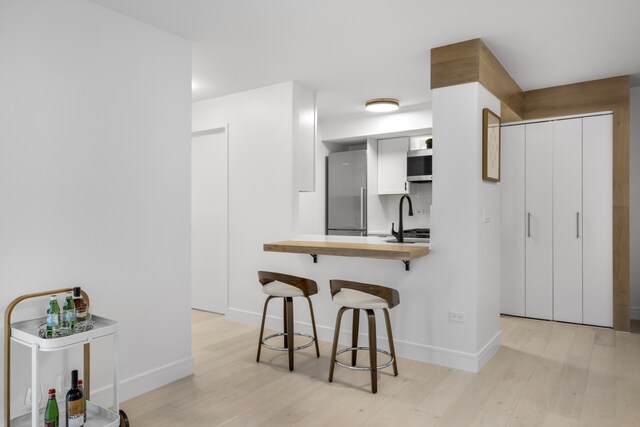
[500,114,613,327]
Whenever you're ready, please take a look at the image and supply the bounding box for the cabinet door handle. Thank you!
[527,212,531,238]
[404,182,408,192]
[576,212,580,238]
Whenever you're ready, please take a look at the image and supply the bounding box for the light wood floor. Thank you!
[121,310,640,426]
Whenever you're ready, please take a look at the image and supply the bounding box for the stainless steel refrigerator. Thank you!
[326,150,367,236]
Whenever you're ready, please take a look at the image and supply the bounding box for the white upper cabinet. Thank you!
[377,137,409,195]
[293,82,316,192]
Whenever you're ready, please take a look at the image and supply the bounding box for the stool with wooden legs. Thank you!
[328,279,399,393]
[256,271,320,371]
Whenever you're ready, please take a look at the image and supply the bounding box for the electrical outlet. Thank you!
[449,311,465,322]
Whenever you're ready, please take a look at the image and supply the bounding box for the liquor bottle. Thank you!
[44,388,59,427]
[66,370,85,427]
[72,287,88,331]
[78,379,87,423]
[62,292,76,333]
[46,296,61,338]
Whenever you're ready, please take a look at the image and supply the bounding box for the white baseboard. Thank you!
[631,306,640,321]
[90,356,194,408]
[228,307,501,373]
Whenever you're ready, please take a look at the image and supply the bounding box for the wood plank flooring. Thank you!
[121,310,640,426]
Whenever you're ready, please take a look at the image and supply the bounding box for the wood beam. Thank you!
[431,39,524,119]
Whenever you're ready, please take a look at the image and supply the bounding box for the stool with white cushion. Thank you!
[256,271,320,371]
[328,279,399,394]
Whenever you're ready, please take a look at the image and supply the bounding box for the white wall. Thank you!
[431,82,501,358]
[192,82,302,329]
[0,0,193,421]
[631,87,640,319]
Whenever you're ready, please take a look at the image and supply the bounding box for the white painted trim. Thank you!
[501,111,613,127]
[90,356,194,408]
[631,306,640,320]
[228,307,501,373]
[191,125,226,136]
[476,331,502,371]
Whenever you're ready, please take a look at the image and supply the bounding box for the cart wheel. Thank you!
[119,409,130,427]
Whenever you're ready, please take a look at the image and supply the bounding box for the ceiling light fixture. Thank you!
[365,98,399,112]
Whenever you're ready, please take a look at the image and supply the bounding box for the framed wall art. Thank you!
[482,108,501,182]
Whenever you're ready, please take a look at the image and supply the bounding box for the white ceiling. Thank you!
[88,0,640,118]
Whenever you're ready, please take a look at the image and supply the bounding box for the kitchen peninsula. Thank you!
[264,235,429,271]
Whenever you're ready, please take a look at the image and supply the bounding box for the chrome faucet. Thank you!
[391,194,414,243]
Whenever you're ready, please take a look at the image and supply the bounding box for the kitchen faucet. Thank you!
[391,194,414,243]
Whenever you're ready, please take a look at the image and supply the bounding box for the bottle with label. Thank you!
[62,292,76,335]
[44,388,59,427]
[66,370,85,427]
[72,287,88,332]
[46,296,61,338]
[78,379,87,423]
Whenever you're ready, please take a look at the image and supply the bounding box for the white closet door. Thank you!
[583,114,613,327]
[525,121,554,320]
[552,118,583,323]
[500,125,526,316]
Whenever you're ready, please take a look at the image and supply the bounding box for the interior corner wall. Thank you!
[191,82,299,326]
[0,0,193,420]
[630,87,640,319]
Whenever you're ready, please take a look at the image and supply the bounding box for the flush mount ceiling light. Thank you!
[365,98,400,112]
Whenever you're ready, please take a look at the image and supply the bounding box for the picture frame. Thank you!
[482,108,501,182]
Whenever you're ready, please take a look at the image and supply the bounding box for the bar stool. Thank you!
[256,271,320,371]
[328,279,399,394]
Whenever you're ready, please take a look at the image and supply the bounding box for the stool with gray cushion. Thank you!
[328,279,399,393]
[256,271,320,371]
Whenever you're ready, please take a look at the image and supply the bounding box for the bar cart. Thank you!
[4,288,130,426]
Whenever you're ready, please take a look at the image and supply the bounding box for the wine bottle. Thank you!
[62,292,76,334]
[72,287,88,331]
[47,296,61,338]
[66,370,85,427]
[44,388,59,427]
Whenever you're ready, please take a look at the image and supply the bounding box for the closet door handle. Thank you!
[576,212,580,238]
[527,212,531,238]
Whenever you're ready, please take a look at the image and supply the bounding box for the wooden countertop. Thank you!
[263,240,430,261]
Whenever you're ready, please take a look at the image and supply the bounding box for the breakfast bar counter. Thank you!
[263,235,429,270]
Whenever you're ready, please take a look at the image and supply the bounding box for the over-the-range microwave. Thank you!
[407,148,432,182]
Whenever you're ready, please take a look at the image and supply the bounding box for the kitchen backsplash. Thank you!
[384,183,432,233]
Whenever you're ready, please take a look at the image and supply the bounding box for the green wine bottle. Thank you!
[44,388,59,427]
[47,296,61,338]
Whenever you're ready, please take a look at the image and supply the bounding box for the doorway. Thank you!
[191,127,228,314]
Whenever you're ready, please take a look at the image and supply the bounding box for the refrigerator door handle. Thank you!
[360,187,366,230]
